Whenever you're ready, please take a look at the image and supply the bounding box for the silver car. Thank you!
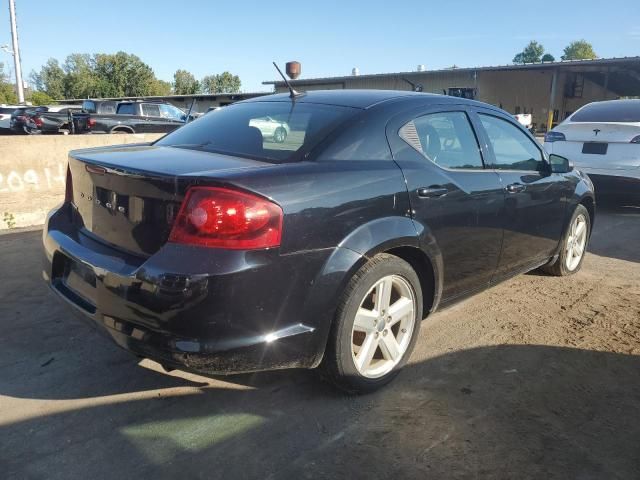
[249,116,290,143]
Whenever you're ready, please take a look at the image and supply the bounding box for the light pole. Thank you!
[7,0,24,103]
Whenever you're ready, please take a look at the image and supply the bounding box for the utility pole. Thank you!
[8,0,24,103]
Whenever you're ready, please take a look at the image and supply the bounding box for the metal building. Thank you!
[264,57,640,132]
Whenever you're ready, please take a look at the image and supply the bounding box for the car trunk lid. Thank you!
[68,144,270,256]
[555,122,640,143]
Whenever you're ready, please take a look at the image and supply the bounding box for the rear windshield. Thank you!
[0,107,17,114]
[571,101,640,123]
[155,101,359,163]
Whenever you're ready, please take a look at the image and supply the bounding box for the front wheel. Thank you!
[321,254,422,393]
[273,127,287,143]
[542,204,590,276]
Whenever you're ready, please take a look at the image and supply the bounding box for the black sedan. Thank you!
[43,90,595,392]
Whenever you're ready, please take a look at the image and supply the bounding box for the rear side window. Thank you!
[156,101,358,163]
[0,107,15,114]
[117,103,135,115]
[570,101,640,122]
[399,111,484,169]
[98,102,117,114]
[479,114,544,171]
[141,103,161,117]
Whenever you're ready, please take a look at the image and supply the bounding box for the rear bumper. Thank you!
[42,205,341,374]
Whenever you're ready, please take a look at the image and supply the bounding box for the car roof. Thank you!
[241,89,484,109]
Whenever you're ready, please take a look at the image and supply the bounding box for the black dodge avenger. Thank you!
[43,90,595,392]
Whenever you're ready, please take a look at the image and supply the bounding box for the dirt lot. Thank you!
[1,204,639,479]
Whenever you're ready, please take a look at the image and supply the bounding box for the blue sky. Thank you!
[1,0,639,92]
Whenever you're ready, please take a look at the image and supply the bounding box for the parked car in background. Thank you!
[514,113,533,131]
[86,100,188,134]
[43,90,594,393]
[24,105,88,135]
[249,115,290,143]
[0,105,29,132]
[545,99,640,202]
[10,106,47,134]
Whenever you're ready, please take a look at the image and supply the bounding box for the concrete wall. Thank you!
[0,134,163,230]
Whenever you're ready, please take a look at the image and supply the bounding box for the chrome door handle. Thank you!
[417,186,448,198]
[505,183,526,193]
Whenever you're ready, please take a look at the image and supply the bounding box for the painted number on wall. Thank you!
[0,163,66,193]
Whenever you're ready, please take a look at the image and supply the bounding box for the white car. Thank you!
[514,113,532,130]
[544,99,640,202]
[248,116,290,143]
[0,105,28,131]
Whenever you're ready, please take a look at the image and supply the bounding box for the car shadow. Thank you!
[2,345,639,479]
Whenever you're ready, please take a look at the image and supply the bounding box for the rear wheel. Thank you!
[542,204,590,276]
[321,254,422,393]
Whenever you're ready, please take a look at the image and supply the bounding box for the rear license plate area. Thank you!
[52,253,97,312]
[582,142,608,155]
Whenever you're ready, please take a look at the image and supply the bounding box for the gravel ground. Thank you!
[1,203,639,479]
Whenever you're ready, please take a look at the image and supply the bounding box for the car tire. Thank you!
[541,204,591,276]
[273,127,287,143]
[321,253,423,393]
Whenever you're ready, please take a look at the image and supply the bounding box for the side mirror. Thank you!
[549,154,573,173]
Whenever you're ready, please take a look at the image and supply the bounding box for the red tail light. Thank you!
[64,165,73,204]
[169,187,283,249]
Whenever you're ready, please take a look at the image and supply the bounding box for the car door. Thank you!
[387,105,505,302]
[140,103,166,133]
[472,108,572,280]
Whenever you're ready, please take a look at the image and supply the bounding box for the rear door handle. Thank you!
[505,183,526,193]
[417,186,448,198]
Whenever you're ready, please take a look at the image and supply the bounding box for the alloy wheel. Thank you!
[565,213,588,271]
[351,274,417,378]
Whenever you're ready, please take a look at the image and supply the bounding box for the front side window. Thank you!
[399,111,484,169]
[141,104,161,117]
[156,101,358,163]
[479,114,544,171]
[159,104,186,121]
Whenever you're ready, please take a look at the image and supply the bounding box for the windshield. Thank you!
[570,101,640,123]
[155,101,359,163]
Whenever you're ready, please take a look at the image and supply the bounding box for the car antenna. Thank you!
[273,62,302,99]
[185,98,196,122]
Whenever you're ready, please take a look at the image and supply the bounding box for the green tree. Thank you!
[0,62,17,104]
[201,71,241,94]
[541,53,556,62]
[148,78,173,96]
[513,41,546,64]
[29,59,65,99]
[92,52,157,97]
[173,69,199,95]
[28,91,54,105]
[561,40,597,60]
[62,53,97,98]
